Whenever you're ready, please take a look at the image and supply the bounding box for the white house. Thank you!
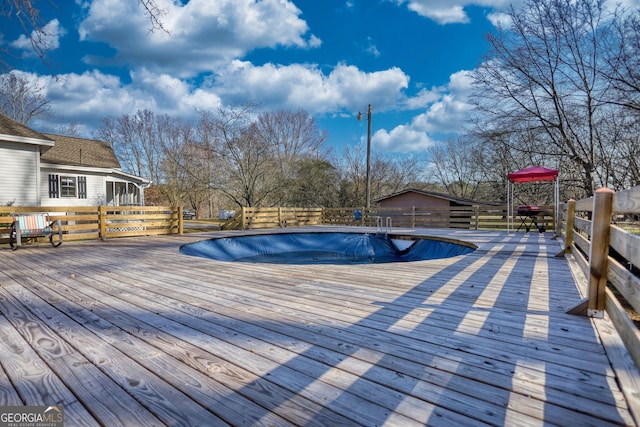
[0,114,150,207]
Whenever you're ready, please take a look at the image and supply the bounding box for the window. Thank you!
[49,174,87,199]
[48,174,87,199]
[60,176,77,197]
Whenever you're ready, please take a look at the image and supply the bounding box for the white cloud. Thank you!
[10,19,67,54]
[15,69,221,133]
[403,87,442,110]
[411,71,474,134]
[373,125,436,152]
[371,70,475,153]
[211,61,410,114]
[398,0,625,27]
[412,4,470,24]
[392,0,518,25]
[11,59,473,154]
[366,37,380,57]
[13,59,412,134]
[78,0,318,77]
[487,11,512,27]
[308,34,323,48]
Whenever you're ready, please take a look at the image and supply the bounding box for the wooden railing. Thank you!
[223,205,556,231]
[0,205,183,244]
[559,186,640,369]
[222,207,324,230]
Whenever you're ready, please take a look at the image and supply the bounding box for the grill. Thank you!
[517,205,541,216]
[516,205,545,232]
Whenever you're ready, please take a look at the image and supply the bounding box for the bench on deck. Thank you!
[9,213,63,250]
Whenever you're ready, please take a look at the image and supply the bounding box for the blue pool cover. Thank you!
[180,232,475,264]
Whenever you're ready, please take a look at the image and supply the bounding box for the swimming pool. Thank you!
[179,232,476,264]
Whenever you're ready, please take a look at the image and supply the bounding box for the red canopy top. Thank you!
[508,166,558,183]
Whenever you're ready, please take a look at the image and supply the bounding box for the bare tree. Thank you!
[428,137,483,200]
[254,109,327,169]
[472,0,616,197]
[288,158,340,207]
[333,145,367,206]
[155,114,196,206]
[97,106,336,211]
[0,71,51,124]
[370,154,423,200]
[197,107,280,208]
[253,109,329,205]
[95,109,163,183]
[607,8,640,112]
[333,144,424,207]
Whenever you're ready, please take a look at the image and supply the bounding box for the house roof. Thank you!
[0,114,55,146]
[374,188,482,206]
[41,133,121,169]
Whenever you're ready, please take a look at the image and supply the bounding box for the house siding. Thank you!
[1,116,149,208]
[0,142,39,206]
[40,170,107,207]
[40,169,145,207]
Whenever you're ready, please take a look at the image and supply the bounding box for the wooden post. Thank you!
[241,206,247,230]
[556,200,575,257]
[99,205,107,240]
[565,200,575,251]
[587,188,614,319]
[554,203,562,237]
[177,206,184,235]
[474,205,480,230]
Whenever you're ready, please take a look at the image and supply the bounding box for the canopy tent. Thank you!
[507,166,559,233]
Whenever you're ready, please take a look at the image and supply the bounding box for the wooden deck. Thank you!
[1,227,639,426]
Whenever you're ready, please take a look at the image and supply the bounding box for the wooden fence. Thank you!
[222,205,556,231]
[0,206,182,244]
[559,186,640,369]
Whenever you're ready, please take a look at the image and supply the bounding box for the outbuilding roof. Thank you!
[374,188,483,206]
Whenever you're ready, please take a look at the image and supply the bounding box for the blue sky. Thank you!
[3,0,624,156]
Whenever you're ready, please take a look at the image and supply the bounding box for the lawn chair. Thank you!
[9,213,63,250]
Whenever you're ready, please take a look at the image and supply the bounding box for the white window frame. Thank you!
[60,176,77,197]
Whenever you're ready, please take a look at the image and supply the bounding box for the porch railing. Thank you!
[0,205,183,244]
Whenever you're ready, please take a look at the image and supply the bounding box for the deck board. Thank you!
[0,227,638,426]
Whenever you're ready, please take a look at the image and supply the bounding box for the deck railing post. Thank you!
[564,200,576,253]
[556,200,576,257]
[99,205,107,240]
[241,206,247,230]
[587,188,614,319]
[554,203,561,237]
[177,206,183,235]
[474,205,480,230]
